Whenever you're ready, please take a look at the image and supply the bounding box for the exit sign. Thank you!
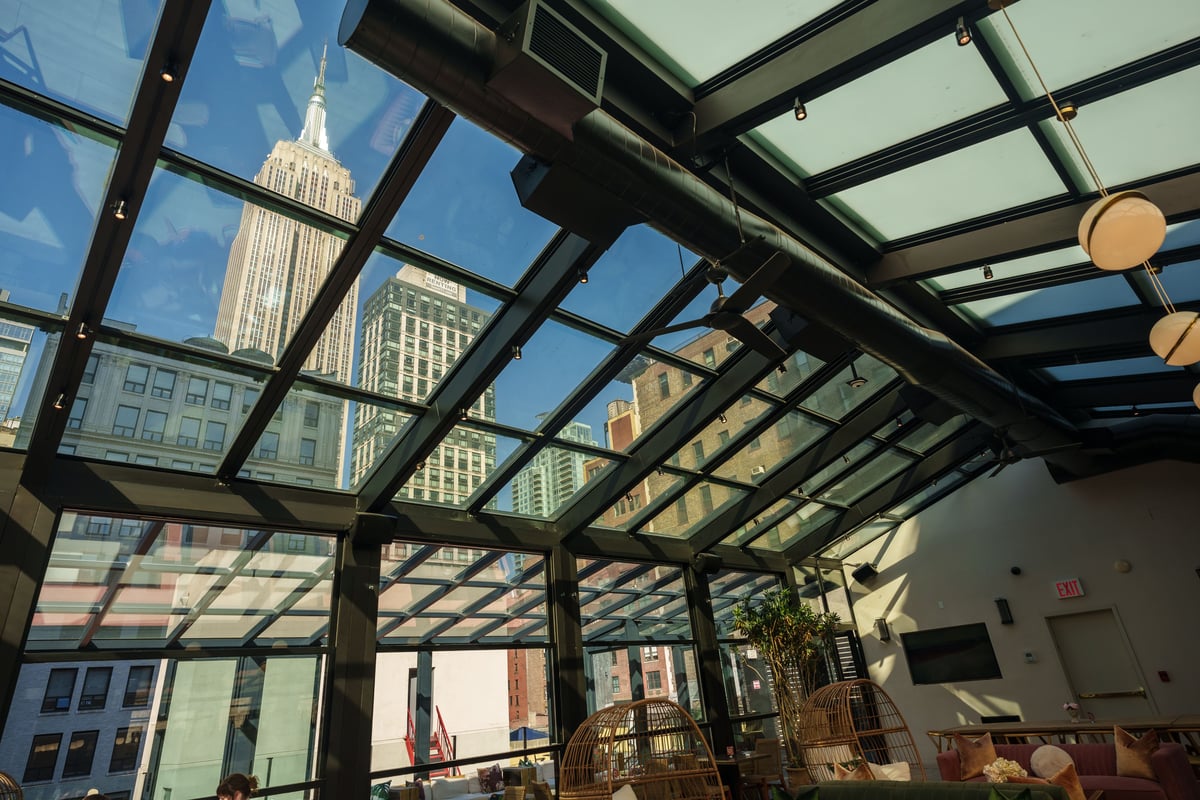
[1056,578,1085,599]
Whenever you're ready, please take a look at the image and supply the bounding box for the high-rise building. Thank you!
[0,289,34,423]
[511,416,596,516]
[351,265,495,500]
[213,48,362,384]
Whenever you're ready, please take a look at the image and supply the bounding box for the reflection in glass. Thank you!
[709,570,780,638]
[643,480,747,539]
[712,410,830,484]
[803,356,896,421]
[818,449,915,506]
[585,644,701,719]
[578,559,691,642]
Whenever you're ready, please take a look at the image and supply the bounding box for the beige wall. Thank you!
[844,458,1200,766]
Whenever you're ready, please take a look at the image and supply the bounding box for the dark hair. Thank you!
[216,773,259,798]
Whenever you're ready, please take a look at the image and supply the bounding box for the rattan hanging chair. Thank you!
[0,771,22,800]
[560,699,723,800]
[795,679,925,782]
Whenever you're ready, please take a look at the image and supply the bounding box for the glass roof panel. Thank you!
[109,165,348,366]
[710,570,781,638]
[801,439,878,496]
[1164,219,1200,251]
[886,470,976,518]
[643,479,749,539]
[494,320,613,431]
[171,3,424,204]
[1042,356,1175,382]
[400,426,522,510]
[820,518,897,561]
[385,117,559,286]
[559,225,698,333]
[979,0,1200,100]
[751,36,1006,177]
[246,380,353,491]
[1,317,51,446]
[712,410,830,483]
[670,395,775,470]
[955,274,1139,327]
[1038,65,1200,193]
[801,355,896,420]
[577,559,691,642]
[826,129,1066,241]
[897,415,970,455]
[816,449,915,506]
[755,350,826,398]
[0,104,115,316]
[568,360,704,456]
[0,0,163,124]
[1157,260,1200,305]
[587,0,842,87]
[505,441,603,519]
[348,402,412,490]
[740,502,841,552]
[924,243,1088,292]
[722,496,802,548]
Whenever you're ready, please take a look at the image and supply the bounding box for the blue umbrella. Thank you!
[509,726,549,746]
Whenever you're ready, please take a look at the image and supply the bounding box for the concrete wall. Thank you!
[843,458,1200,767]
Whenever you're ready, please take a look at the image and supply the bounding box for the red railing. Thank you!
[404,706,458,777]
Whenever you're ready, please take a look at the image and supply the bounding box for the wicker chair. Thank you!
[560,699,723,800]
[0,772,21,800]
[739,738,783,800]
[795,679,925,783]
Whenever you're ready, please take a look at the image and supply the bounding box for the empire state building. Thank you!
[214,48,362,383]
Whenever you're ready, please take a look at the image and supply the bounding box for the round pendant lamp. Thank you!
[1149,311,1200,366]
[1077,191,1166,271]
[1193,382,1200,411]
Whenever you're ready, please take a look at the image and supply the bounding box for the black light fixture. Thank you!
[578,268,589,284]
[512,345,522,360]
[160,62,179,83]
[75,323,90,340]
[955,16,972,46]
[112,199,129,220]
[995,597,1014,625]
[415,461,426,471]
[1056,99,1079,121]
[717,413,727,424]
[625,492,634,503]
[52,392,66,410]
[793,97,807,121]
[846,362,868,389]
[874,618,891,641]
[459,407,469,420]
[982,264,994,280]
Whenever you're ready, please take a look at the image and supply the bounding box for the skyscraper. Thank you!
[213,48,362,383]
[0,289,34,422]
[511,416,596,516]
[351,265,496,500]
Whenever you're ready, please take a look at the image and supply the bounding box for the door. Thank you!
[1047,608,1155,718]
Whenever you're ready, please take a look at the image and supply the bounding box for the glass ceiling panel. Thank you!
[886,469,976,518]
[820,518,897,561]
[53,339,269,473]
[755,349,826,398]
[401,426,520,510]
[802,355,896,421]
[377,544,546,645]
[1039,65,1200,193]
[386,117,559,286]
[587,0,842,87]
[109,165,347,369]
[349,401,411,490]
[1157,260,1200,305]
[738,502,841,553]
[0,0,163,124]
[670,395,775,470]
[800,439,877,497]
[0,103,115,315]
[559,225,698,333]
[1042,356,1175,382]
[589,458,644,530]
[29,513,334,651]
[955,274,1139,327]
[642,479,748,539]
[816,449,915,506]
[1164,219,1200,251]
[2,318,51,449]
[979,0,1200,101]
[710,570,781,638]
[494,319,612,431]
[723,496,802,548]
[577,559,691,642]
[172,2,424,205]
[924,243,1088,292]
[827,129,1066,241]
[752,36,1005,177]
[504,441,603,519]
[896,415,970,455]
[712,410,830,483]
[247,380,352,491]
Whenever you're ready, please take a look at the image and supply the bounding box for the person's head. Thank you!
[216,773,259,800]
[84,790,110,800]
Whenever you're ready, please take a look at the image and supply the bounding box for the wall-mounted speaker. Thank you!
[694,552,723,574]
[851,563,878,583]
[874,617,890,641]
[995,597,1014,625]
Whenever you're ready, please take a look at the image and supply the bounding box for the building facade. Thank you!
[511,417,595,516]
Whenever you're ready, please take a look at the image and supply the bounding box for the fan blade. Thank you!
[724,251,791,314]
[988,461,1008,478]
[726,316,786,360]
[618,318,709,348]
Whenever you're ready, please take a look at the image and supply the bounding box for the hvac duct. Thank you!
[339,0,1092,477]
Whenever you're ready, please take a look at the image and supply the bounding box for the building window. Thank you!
[258,431,279,460]
[643,647,659,662]
[703,348,716,368]
[109,726,144,773]
[81,354,99,385]
[681,371,692,387]
[287,534,307,552]
[691,441,704,464]
[177,416,200,447]
[67,397,87,429]
[41,668,77,712]
[62,730,99,778]
[610,651,619,666]
[242,388,259,415]
[85,518,112,537]
[299,438,316,466]
[657,373,670,399]
[123,363,148,393]
[749,437,761,450]
[203,420,226,451]
[118,519,142,537]
[611,676,621,694]
[185,377,208,405]
[211,381,232,410]
[112,405,138,437]
[79,667,112,710]
[151,369,176,399]
[141,410,167,442]
[699,485,714,514]
[675,499,689,526]
[23,733,62,783]
[718,430,730,446]
[646,671,662,691]
[303,400,320,427]
[123,666,154,708]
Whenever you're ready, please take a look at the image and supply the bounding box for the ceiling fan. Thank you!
[619,251,791,360]
[978,430,1082,478]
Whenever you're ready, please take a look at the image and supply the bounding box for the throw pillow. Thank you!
[954,732,998,780]
[1115,725,1159,780]
[1047,762,1086,800]
[613,784,639,800]
[872,762,911,781]
[478,764,505,793]
[371,781,391,800]
[1030,745,1074,779]
[832,762,875,781]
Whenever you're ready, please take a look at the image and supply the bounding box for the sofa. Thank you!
[424,763,557,800]
[794,782,1067,800]
[936,742,1200,800]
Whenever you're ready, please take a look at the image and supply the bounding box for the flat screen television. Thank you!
[900,622,1002,685]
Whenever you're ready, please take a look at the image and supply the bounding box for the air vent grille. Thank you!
[527,2,604,101]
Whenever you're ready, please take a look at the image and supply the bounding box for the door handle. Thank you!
[1078,688,1146,699]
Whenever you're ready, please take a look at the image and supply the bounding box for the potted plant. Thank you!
[731,586,840,786]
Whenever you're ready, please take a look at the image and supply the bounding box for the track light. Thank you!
[75,323,90,340]
[512,345,522,360]
[625,493,634,503]
[416,461,426,471]
[982,264,994,280]
[160,62,178,83]
[717,413,727,424]
[846,362,868,389]
[111,200,128,220]
[793,97,807,121]
[52,393,66,410]
[1056,100,1079,121]
[459,407,469,420]
[955,16,971,46]
[578,269,589,284]
[777,363,787,374]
